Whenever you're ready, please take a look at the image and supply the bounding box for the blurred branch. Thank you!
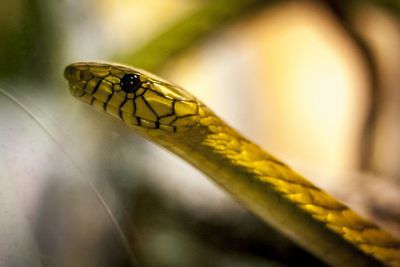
[114,0,278,72]
[322,0,382,171]
[370,0,400,17]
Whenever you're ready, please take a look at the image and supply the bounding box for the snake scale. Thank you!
[64,62,400,267]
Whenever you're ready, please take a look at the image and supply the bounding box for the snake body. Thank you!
[64,62,400,267]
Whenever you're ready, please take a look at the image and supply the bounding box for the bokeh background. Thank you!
[0,1,399,266]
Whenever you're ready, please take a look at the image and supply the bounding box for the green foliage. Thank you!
[0,0,58,82]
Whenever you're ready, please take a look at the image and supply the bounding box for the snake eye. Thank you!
[120,74,141,93]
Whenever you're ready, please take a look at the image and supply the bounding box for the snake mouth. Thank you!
[64,62,202,132]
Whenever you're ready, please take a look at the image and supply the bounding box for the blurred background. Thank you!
[0,0,399,266]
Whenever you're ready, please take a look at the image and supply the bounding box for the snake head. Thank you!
[64,62,204,133]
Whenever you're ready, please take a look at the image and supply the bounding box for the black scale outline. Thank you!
[83,67,200,132]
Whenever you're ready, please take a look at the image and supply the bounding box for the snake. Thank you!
[64,62,400,267]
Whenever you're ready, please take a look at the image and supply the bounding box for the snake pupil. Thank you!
[120,74,141,93]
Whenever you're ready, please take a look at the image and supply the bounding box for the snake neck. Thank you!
[144,108,399,267]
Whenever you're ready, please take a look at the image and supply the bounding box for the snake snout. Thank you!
[64,64,96,86]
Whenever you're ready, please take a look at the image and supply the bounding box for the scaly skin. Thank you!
[64,62,400,267]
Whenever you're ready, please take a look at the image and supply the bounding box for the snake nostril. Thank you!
[120,73,141,93]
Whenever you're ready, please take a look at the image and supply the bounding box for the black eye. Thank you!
[120,74,141,93]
